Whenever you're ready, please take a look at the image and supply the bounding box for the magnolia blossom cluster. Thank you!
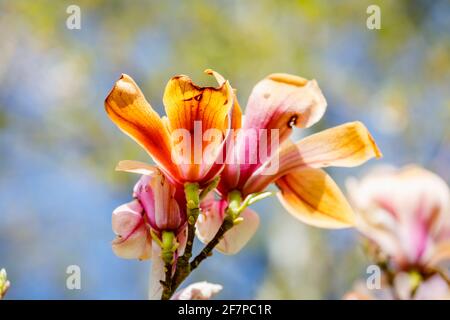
[346,166,450,300]
[105,69,381,299]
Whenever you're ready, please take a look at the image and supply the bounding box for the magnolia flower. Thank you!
[171,281,223,300]
[196,193,260,255]
[347,165,450,271]
[0,268,10,299]
[111,167,187,299]
[344,273,450,300]
[105,70,235,185]
[197,73,381,246]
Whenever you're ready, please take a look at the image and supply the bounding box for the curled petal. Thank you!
[171,281,223,300]
[197,196,260,254]
[244,122,381,195]
[134,171,185,232]
[162,71,234,182]
[105,74,177,180]
[111,200,151,260]
[276,168,355,228]
[163,71,233,134]
[229,74,327,188]
[244,73,327,142]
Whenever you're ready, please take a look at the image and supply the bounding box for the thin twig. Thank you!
[161,262,173,300]
[170,183,200,295]
[190,215,234,271]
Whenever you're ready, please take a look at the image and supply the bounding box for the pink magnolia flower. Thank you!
[344,273,450,300]
[347,165,450,271]
[196,194,260,255]
[111,165,187,299]
[196,73,381,251]
[171,281,223,300]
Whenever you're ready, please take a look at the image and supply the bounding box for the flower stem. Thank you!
[160,231,175,300]
[190,215,234,271]
[170,182,200,295]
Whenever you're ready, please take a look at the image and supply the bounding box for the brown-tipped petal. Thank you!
[276,167,355,229]
[105,74,177,179]
[163,72,233,133]
[162,71,234,181]
[243,73,327,144]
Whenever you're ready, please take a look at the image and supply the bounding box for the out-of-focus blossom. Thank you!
[347,165,450,271]
[111,165,187,299]
[171,281,223,300]
[0,268,10,299]
[214,73,381,229]
[344,273,450,300]
[196,194,259,254]
[105,70,234,185]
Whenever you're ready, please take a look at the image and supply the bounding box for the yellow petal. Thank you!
[105,74,177,178]
[115,160,157,175]
[280,121,381,170]
[163,72,233,134]
[205,69,242,130]
[276,167,355,228]
[162,71,233,181]
[243,122,381,195]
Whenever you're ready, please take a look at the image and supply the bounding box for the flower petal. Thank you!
[428,242,450,266]
[276,167,355,228]
[148,241,165,300]
[163,72,233,133]
[171,281,223,300]
[217,208,260,254]
[115,160,157,176]
[243,122,381,195]
[105,74,177,179]
[162,71,234,182]
[286,121,382,168]
[134,171,186,232]
[111,200,152,260]
[197,196,260,254]
[244,73,327,142]
[347,165,450,268]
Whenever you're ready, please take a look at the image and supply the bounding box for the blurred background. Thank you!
[0,0,449,299]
